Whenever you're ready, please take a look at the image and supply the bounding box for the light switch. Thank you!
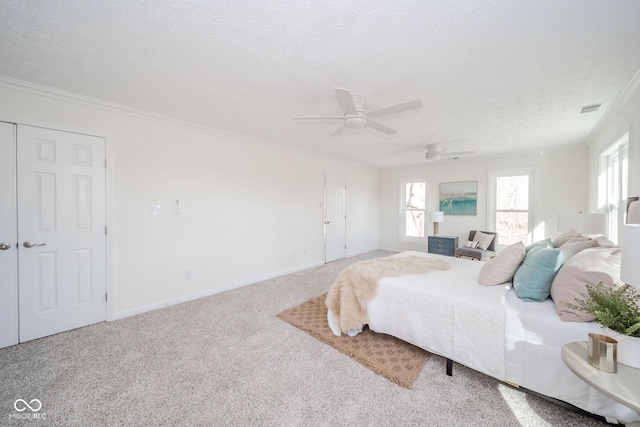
[149,204,161,215]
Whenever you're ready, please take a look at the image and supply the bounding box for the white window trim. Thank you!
[487,168,536,248]
[398,177,428,244]
[598,132,629,244]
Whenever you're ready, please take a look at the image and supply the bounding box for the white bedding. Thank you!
[505,291,636,422]
[332,250,638,423]
[367,251,510,380]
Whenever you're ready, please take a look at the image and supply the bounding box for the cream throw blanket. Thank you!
[325,255,451,336]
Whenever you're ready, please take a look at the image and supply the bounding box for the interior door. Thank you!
[325,173,346,263]
[17,125,107,342]
[0,122,18,348]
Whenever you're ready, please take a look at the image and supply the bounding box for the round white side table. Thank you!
[562,341,640,426]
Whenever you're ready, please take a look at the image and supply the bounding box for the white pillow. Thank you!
[552,229,578,248]
[478,241,526,286]
[464,240,479,248]
[559,237,598,262]
[473,231,495,250]
[550,247,621,322]
[593,235,617,248]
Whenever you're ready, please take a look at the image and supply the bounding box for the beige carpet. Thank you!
[277,293,429,389]
[1,250,610,426]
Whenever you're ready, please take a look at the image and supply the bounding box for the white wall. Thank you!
[379,147,589,252]
[0,81,379,318]
[586,79,640,209]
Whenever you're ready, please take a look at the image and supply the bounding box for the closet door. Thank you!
[0,122,18,349]
[17,125,107,342]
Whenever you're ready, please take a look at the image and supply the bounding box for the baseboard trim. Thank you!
[111,261,323,321]
[110,249,388,321]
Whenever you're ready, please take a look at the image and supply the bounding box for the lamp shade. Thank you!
[557,213,606,234]
[621,224,640,287]
[429,211,444,223]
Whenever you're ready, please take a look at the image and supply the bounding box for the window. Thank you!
[400,180,426,242]
[599,134,629,244]
[489,170,535,247]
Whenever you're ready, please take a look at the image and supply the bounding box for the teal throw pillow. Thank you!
[513,245,563,302]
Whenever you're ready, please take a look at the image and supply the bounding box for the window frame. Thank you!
[398,178,428,244]
[488,168,536,248]
[598,133,629,244]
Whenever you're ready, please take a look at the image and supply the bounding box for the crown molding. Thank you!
[0,75,376,171]
[588,67,640,142]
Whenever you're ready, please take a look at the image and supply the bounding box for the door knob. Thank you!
[23,241,46,248]
[325,221,332,224]
[0,242,11,250]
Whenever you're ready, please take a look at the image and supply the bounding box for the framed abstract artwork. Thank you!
[439,181,477,215]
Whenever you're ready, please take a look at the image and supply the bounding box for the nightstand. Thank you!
[561,341,640,425]
[427,236,458,257]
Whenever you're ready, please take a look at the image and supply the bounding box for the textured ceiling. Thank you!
[1,1,640,168]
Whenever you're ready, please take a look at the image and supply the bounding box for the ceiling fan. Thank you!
[292,87,423,136]
[421,143,475,162]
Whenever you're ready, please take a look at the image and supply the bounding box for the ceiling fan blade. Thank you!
[292,116,344,120]
[330,124,347,137]
[366,99,423,119]
[334,88,358,114]
[366,120,397,135]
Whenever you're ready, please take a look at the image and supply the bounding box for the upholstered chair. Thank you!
[454,230,498,261]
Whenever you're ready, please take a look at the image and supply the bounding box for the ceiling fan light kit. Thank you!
[344,95,366,128]
[293,87,423,136]
[344,117,366,128]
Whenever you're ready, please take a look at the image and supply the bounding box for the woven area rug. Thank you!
[277,293,430,388]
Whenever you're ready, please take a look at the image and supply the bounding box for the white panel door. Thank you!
[17,125,107,342]
[0,122,18,349]
[325,173,346,263]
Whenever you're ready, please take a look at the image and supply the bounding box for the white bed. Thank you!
[336,250,637,423]
[368,252,509,381]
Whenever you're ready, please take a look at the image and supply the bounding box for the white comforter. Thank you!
[367,251,510,380]
[332,250,637,423]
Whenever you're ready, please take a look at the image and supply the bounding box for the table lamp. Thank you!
[429,211,444,236]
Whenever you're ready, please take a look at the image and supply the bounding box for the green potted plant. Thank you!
[569,282,640,368]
